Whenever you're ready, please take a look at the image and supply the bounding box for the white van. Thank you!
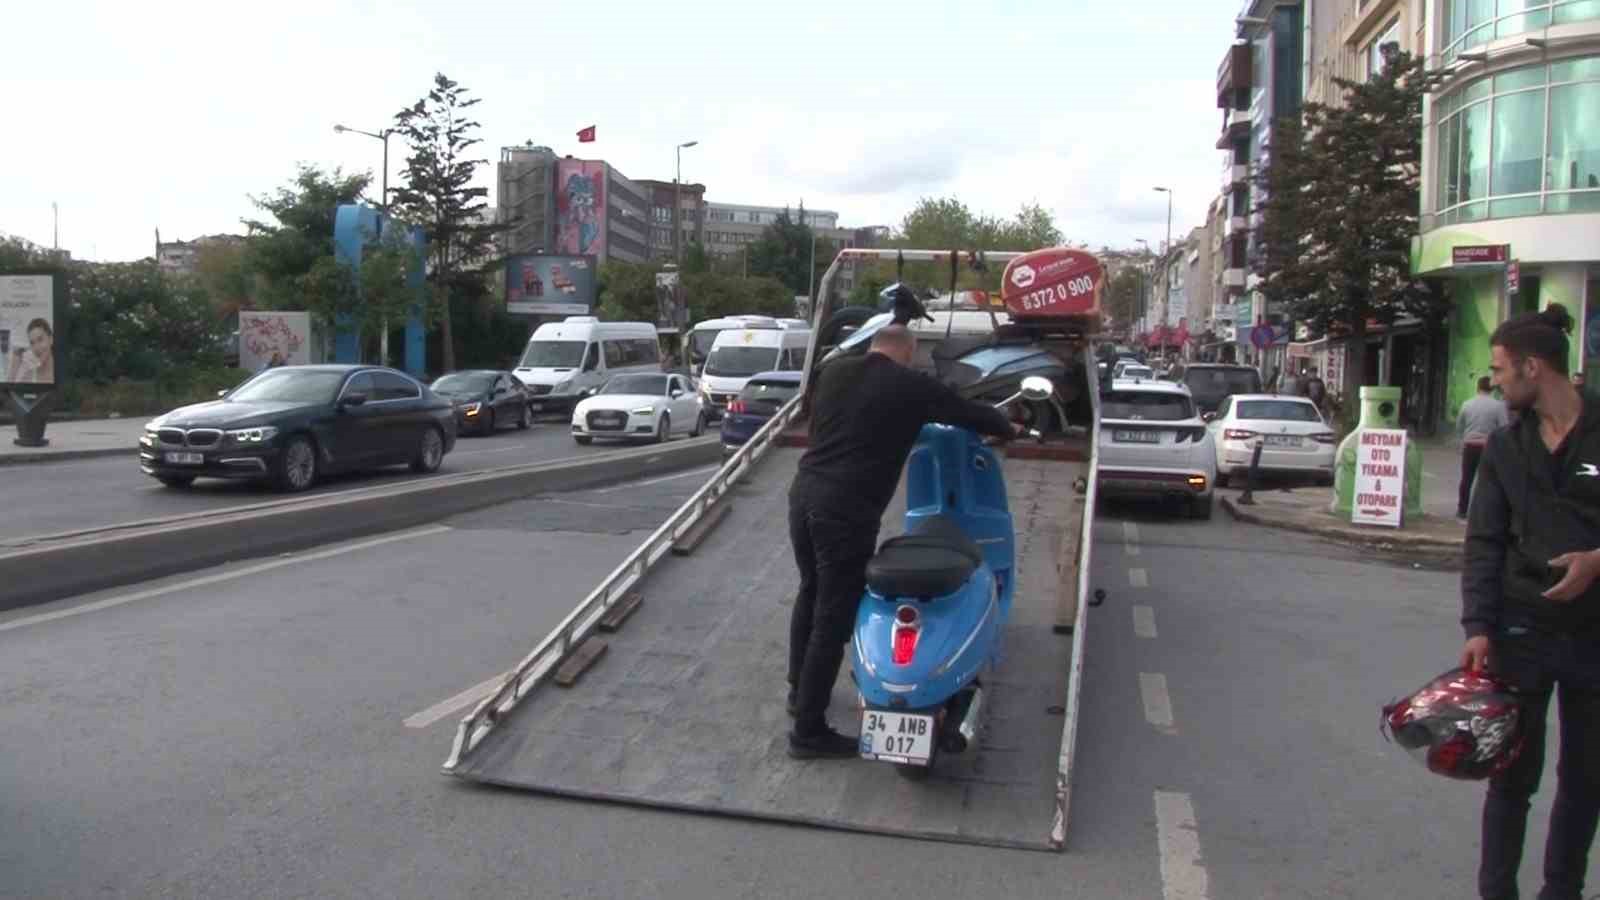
[686,316,780,370]
[698,323,812,418]
[514,317,662,414]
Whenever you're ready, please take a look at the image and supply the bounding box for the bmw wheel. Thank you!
[411,427,445,474]
[274,435,318,493]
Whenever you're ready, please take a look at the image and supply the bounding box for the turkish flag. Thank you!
[576,125,596,143]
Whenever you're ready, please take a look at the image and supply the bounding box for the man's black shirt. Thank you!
[794,352,1015,518]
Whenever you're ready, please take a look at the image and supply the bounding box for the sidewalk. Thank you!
[1218,436,1468,568]
[0,418,147,465]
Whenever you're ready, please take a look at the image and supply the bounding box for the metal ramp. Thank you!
[448,447,1084,851]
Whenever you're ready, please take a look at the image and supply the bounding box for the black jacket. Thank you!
[794,352,1015,518]
[1463,393,1600,638]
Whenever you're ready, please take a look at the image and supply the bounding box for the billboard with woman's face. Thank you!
[1,274,57,387]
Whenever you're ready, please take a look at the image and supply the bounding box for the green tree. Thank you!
[389,73,505,372]
[748,209,832,298]
[595,261,659,323]
[682,241,712,275]
[240,162,368,328]
[1252,49,1450,400]
[1105,262,1148,330]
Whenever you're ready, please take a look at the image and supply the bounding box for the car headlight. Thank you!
[630,406,656,416]
[462,402,482,416]
[552,379,575,395]
[226,426,279,444]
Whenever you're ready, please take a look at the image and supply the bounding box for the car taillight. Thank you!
[892,605,920,666]
[1224,429,1257,441]
[1312,432,1337,444]
[727,399,746,414]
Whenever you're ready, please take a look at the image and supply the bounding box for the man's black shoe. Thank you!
[788,727,859,760]
[786,688,797,717]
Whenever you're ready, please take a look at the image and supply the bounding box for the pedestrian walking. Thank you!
[1458,376,1512,519]
[785,296,1019,759]
[1460,303,1600,900]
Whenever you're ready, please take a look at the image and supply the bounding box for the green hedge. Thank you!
[55,367,254,418]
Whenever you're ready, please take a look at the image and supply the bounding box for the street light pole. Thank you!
[675,140,698,267]
[336,123,396,365]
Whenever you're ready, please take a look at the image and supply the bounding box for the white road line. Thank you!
[1139,672,1176,732]
[1123,521,1140,543]
[1155,791,1211,900]
[1129,568,1149,588]
[1133,605,1158,639]
[594,465,717,493]
[405,672,508,729]
[0,526,451,635]
[1126,543,1141,557]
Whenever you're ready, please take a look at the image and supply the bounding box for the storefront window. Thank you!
[1445,1,1600,60]
[1434,55,1600,221]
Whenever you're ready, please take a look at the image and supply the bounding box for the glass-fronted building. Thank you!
[1416,0,1600,419]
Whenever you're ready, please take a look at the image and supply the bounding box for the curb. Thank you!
[0,447,130,466]
[1220,495,1464,567]
[0,438,722,615]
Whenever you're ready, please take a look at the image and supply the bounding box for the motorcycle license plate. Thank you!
[165,452,204,465]
[859,710,934,764]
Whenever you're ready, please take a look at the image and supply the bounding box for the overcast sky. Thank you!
[4,0,1242,262]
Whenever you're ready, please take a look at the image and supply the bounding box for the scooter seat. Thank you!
[865,515,983,599]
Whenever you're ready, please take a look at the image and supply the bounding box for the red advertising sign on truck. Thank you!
[1000,248,1104,321]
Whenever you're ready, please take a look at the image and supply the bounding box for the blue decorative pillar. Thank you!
[333,203,428,373]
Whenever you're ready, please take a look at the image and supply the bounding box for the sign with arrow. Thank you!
[1353,428,1406,528]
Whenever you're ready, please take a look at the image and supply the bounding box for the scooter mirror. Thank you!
[1020,376,1054,402]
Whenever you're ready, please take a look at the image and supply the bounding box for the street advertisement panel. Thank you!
[1,274,57,387]
[239,311,311,373]
[506,254,596,315]
[655,270,685,332]
[555,160,607,260]
[1353,428,1407,528]
[1000,248,1104,320]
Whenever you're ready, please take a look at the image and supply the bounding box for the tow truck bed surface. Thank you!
[450,446,1083,851]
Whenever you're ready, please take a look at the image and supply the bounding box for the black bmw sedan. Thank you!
[139,365,457,492]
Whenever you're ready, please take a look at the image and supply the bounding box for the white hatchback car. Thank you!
[571,373,707,445]
[1097,379,1217,519]
[1204,394,1337,486]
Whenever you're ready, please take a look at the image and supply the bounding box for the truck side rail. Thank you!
[442,392,804,772]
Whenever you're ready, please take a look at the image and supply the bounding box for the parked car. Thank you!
[1179,363,1263,414]
[719,370,803,457]
[139,365,456,492]
[430,370,531,435]
[1204,393,1337,486]
[1096,378,1217,519]
[571,373,707,445]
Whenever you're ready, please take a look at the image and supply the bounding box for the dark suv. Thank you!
[1179,364,1263,414]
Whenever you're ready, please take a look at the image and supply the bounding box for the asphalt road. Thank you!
[0,474,1588,899]
[0,417,701,546]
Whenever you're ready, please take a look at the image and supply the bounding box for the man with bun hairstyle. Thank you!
[1461,303,1600,900]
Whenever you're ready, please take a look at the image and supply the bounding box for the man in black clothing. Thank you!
[1461,303,1600,900]
[786,324,1019,759]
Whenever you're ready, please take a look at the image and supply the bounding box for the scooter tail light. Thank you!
[892,626,920,666]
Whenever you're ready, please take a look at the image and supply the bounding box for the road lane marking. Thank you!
[1139,672,1176,732]
[1155,791,1211,900]
[594,465,718,493]
[1129,568,1149,588]
[1123,521,1140,543]
[1133,605,1157,638]
[0,526,451,635]
[405,672,509,729]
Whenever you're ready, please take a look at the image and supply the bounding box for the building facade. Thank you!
[634,180,706,263]
[1414,0,1600,419]
[495,146,650,265]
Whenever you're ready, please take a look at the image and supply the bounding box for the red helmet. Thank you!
[1382,667,1525,780]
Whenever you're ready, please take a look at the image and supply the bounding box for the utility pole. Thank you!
[674,140,698,267]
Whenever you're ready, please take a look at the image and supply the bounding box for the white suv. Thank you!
[1097,378,1217,519]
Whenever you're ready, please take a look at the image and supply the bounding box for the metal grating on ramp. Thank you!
[451,447,1080,850]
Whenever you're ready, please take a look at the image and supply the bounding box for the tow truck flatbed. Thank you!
[441,247,1099,851]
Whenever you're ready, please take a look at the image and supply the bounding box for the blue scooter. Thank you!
[851,375,1055,777]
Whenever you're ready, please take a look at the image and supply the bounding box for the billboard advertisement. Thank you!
[555,159,607,260]
[506,254,597,315]
[239,311,311,373]
[1,274,58,387]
